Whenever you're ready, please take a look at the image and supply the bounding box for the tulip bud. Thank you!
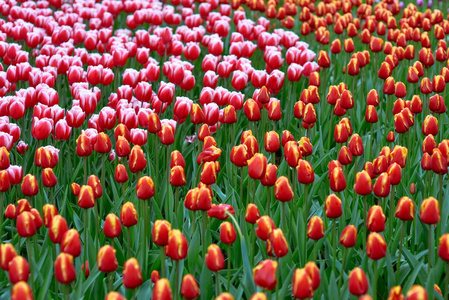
[205,244,225,272]
[249,293,267,300]
[340,225,357,248]
[105,292,125,300]
[261,164,277,187]
[21,174,38,197]
[200,162,217,185]
[114,164,128,183]
[329,167,346,192]
[292,268,313,299]
[284,141,301,167]
[245,203,261,224]
[248,153,267,180]
[49,215,69,244]
[136,176,155,199]
[42,168,57,188]
[367,205,386,232]
[438,233,449,262]
[116,136,131,157]
[153,278,173,300]
[268,228,289,258]
[420,197,440,224]
[0,147,10,170]
[181,274,200,300]
[123,258,143,289]
[87,175,102,198]
[71,183,80,196]
[76,133,93,157]
[220,222,236,245]
[366,232,387,260]
[120,202,138,227]
[129,146,147,173]
[348,267,369,296]
[307,216,324,240]
[97,245,118,273]
[8,256,29,284]
[325,194,342,218]
[405,285,427,300]
[78,185,95,209]
[215,293,234,300]
[297,160,314,185]
[256,216,276,241]
[265,131,280,153]
[208,204,235,220]
[373,172,391,198]
[94,132,112,154]
[395,197,415,221]
[54,253,76,284]
[387,286,404,300]
[16,211,36,238]
[60,229,81,257]
[11,281,33,300]
[5,204,16,220]
[274,176,294,202]
[103,213,122,238]
[230,145,249,167]
[253,259,278,291]
[165,229,188,260]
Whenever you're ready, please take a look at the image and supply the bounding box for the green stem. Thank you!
[215,271,220,296]
[388,185,395,239]
[313,240,317,262]
[266,186,271,213]
[428,224,433,273]
[227,244,231,291]
[396,221,405,284]
[176,260,180,300]
[239,168,244,205]
[202,211,208,256]
[250,225,255,267]
[83,209,88,269]
[0,192,4,242]
[64,283,69,300]
[363,196,367,249]
[160,247,166,278]
[108,272,114,291]
[445,263,449,300]
[338,247,348,291]
[26,238,34,291]
[304,184,309,222]
[332,220,337,272]
[174,187,179,227]
[84,157,87,183]
[127,227,131,258]
[373,260,378,300]
[281,202,286,231]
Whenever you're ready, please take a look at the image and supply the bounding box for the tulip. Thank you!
[0,243,17,270]
[103,213,121,239]
[11,282,33,300]
[220,222,236,245]
[292,268,313,299]
[329,167,346,192]
[249,293,267,300]
[348,267,369,296]
[136,176,155,200]
[405,285,428,300]
[54,253,76,284]
[367,205,386,233]
[9,256,30,284]
[165,229,188,261]
[325,194,342,219]
[268,228,289,258]
[105,292,125,300]
[208,204,235,220]
[245,203,261,224]
[49,215,68,244]
[21,174,38,197]
[253,260,278,291]
[78,185,95,209]
[181,274,200,300]
[123,258,143,289]
[205,244,225,272]
[215,293,234,300]
[97,245,118,273]
[153,278,173,300]
[16,211,36,238]
[60,229,81,258]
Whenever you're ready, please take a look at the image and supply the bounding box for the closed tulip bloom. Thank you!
[387,286,404,300]
[34,146,58,169]
[373,172,391,198]
[136,176,155,199]
[387,163,402,186]
[250,293,267,300]
[16,211,36,238]
[54,253,76,284]
[11,282,33,300]
[60,229,81,257]
[340,225,357,248]
[325,194,342,218]
[5,204,16,219]
[158,124,175,145]
[78,185,95,209]
[129,146,147,173]
[215,293,234,300]
[1,243,17,271]
[256,216,276,241]
[261,164,277,187]
[42,204,58,228]
[274,176,294,202]
[97,245,118,273]
[115,136,131,157]
[348,267,369,296]
[405,285,427,300]
[104,213,122,238]
[42,168,57,188]
[87,175,102,199]
[94,132,112,154]
[120,202,138,227]
[0,170,10,192]
[304,261,320,290]
[196,186,212,211]
[49,215,69,244]
[244,99,261,122]
[21,174,38,197]
[348,134,364,156]
[420,197,440,225]
[200,162,217,185]
[395,197,415,221]
[181,274,200,300]
[123,258,143,289]
[220,222,236,244]
[338,146,353,165]
[76,133,93,157]
[205,244,225,272]
[230,145,248,167]
[438,234,449,262]
[105,291,126,300]
[153,278,173,300]
[307,216,324,240]
[292,268,313,299]
[248,153,267,180]
[253,259,278,291]
[170,151,186,169]
[114,164,128,183]
[431,149,448,174]
[284,141,301,167]
[367,205,386,232]
[329,167,346,192]
[268,228,289,258]
[165,229,188,260]
[245,203,261,224]
[297,160,314,185]
[8,256,29,284]
[265,131,280,153]
[366,232,387,260]
[170,166,186,187]
[422,115,438,136]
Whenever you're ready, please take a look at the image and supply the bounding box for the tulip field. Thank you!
[3,0,449,299]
